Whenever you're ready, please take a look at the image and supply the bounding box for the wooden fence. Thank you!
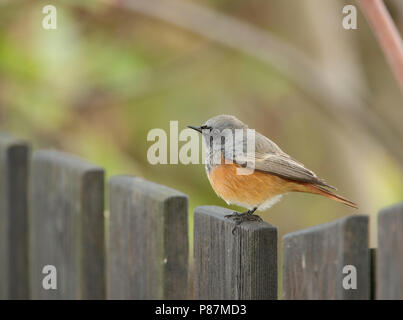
[0,133,402,300]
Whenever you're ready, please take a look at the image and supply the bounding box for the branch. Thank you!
[359,0,403,93]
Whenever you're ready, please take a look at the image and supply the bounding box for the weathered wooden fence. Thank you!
[0,133,403,300]
[283,215,370,299]
[193,206,277,299]
[377,203,403,299]
[107,176,188,299]
[0,134,29,299]
[29,150,105,299]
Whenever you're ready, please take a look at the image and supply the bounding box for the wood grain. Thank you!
[0,134,29,299]
[29,150,105,299]
[377,202,403,299]
[193,206,277,300]
[107,176,188,299]
[283,215,369,300]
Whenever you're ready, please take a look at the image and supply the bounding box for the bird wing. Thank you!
[229,131,336,190]
[253,153,335,189]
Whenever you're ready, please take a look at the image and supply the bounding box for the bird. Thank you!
[188,115,357,228]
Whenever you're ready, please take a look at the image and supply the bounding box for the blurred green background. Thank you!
[1,0,403,287]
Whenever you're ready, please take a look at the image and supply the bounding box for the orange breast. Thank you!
[208,162,298,207]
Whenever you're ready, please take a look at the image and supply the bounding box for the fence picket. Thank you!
[0,134,29,299]
[107,176,189,299]
[193,206,277,300]
[377,202,403,299]
[282,215,370,299]
[29,150,105,299]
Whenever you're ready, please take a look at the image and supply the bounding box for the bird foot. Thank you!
[225,209,262,235]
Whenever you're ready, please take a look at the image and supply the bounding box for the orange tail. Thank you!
[296,184,358,209]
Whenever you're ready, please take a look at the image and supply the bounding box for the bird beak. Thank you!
[187,125,202,133]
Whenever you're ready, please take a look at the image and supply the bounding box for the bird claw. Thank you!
[224,211,263,235]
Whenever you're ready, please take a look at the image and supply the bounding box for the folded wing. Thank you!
[253,153,336,189]
[229,131,336,190]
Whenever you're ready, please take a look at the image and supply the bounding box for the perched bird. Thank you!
[188,115,357,226]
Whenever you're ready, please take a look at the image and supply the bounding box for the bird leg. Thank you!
[224,207,262,234]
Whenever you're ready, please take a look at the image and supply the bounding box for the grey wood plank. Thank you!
[282,215,370,300]
[29,150,105,299]
[377,202,403,299]
[370,248,376,300]
[107,176,188,299]
[193,206,277,300]
[0,134,29,299]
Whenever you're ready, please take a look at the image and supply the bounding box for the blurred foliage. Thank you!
[1,0,403,267]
